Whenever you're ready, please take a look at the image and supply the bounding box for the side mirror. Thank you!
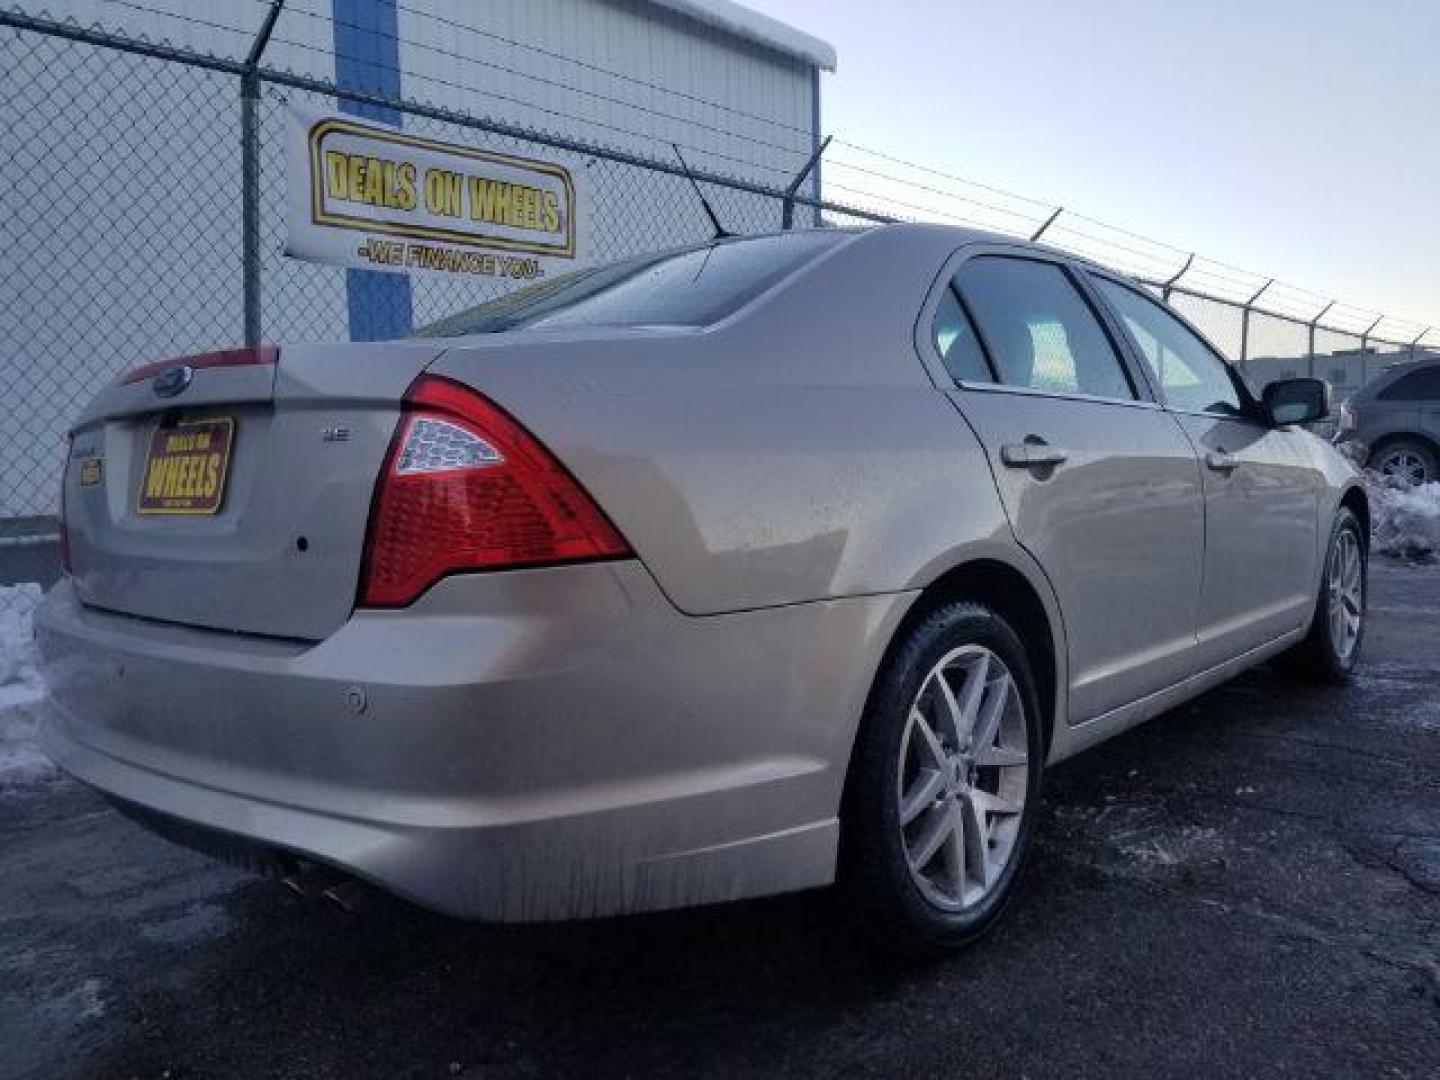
[1263,377,1330,427]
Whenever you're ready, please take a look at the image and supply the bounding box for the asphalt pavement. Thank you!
[2,560,1437,1079]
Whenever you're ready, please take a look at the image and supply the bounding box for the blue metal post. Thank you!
[333,0,412,340]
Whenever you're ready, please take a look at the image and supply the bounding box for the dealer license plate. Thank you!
[136,417,235,515]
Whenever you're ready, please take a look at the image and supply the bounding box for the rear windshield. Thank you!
[416,231,844,338]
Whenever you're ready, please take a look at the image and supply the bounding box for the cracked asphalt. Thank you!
[2,561,1437,1079]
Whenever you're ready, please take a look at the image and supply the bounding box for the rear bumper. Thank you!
[36,566,911,920]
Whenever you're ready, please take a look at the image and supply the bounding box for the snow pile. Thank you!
[0,583,54,788]
[1367,474,1440,561]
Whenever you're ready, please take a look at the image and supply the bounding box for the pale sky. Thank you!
[755,0,1439,334]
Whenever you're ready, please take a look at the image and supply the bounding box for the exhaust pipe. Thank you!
[321,879,371,914]
[281,864,377,913]
[281,863,349,901]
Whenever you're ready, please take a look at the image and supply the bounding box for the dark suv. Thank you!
[1336,358,1440,484]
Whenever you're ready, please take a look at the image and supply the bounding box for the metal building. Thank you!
[0,0,836,532]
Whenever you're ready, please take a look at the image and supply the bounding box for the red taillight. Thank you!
[119,345,279,385]
[359,375,631,606]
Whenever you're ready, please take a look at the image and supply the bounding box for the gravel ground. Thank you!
[2,561,1437,1079]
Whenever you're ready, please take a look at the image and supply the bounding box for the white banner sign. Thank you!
[285,108,588,282]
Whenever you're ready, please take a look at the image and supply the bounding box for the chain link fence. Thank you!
[1,7,1436,614]
[0,9,883,610]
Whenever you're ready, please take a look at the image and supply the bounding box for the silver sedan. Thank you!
[38,224,1367,952]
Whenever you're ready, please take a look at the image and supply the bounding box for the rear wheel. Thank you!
[841,602,1044,955]
[1285,508,1366,682]
[1370,439,1437,486]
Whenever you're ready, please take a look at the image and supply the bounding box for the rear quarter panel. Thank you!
[426,227,1020,616]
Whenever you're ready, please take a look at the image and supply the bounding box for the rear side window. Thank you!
[1378,368,1440,401]
[416,232,843,337]
[955,257,1136,400]
[1092,277,1243,416]
[931,287,994,383]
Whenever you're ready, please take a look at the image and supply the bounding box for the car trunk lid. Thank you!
[64,342,446,640]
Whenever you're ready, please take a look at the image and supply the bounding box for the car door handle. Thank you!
[1205,450,1239,472]
[1001,442,1069,469]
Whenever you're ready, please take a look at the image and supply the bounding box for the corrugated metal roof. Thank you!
[646,0,837,71]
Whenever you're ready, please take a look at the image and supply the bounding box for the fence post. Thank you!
[781,135,830,230]
[1161,253,1194,302]
[241,1,285,348]
[1238,278,1273,370]
[1410,327,1433,362]
[1306,300,1334,380]
[1359,316,1383,385]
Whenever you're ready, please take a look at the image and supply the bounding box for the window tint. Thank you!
[955,257,1135,400]
[1378,368,1440,401]
[931,287,994,383]
[1093,277,1243,415]
[416,232,843,337]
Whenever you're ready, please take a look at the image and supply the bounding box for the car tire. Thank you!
[1369,438,1437,486]
[1284,507,1367,683]
[840,601,1045,956]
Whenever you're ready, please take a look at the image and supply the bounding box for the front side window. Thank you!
[955,257,1136,400]
[1093,277,1243,416]
[416,232,844,337]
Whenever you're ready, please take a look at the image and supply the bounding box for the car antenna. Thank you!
[671,143,732,240]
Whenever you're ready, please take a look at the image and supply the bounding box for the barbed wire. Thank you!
[8,0,1437,343]
[830,138,1059,212]
[94,0,810,179]
[271,40,805,180]
[822,158,1041,229]
[273,1,815,161]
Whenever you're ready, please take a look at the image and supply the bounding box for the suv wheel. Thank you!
[842,601,1044,955]
[1371,439,1437,486]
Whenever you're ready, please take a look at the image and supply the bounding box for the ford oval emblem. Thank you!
[152,365,194,398]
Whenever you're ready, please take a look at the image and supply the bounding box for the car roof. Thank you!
[714,222,1125,282]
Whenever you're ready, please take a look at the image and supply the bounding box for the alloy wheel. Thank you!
[1378,449,1430,486]
[1327,527,1364,662]
[896,644,1029,911]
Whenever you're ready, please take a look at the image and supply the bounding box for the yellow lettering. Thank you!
[145,459,166,499]
[362,159,383,206]
[396,162,417,211]
[325,150,349,198]
[347,155,366,205]
[424,169,446,215]
[475,177,498,221]
[425,169,464,216]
